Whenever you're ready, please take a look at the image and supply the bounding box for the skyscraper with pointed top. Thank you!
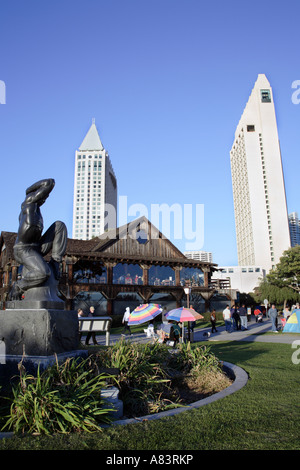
[230,74,290,272]
[72,120,117,240]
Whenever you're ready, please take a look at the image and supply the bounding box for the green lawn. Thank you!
[1,340,299,450]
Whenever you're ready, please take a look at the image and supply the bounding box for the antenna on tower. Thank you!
[92,117,95,124]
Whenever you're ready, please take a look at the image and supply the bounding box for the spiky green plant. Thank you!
[2,357,114,435]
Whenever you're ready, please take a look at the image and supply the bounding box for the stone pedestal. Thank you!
[0,309,79,356]
[0,308,83,383]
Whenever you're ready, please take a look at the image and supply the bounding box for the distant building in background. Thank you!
[211,265,266,294]
[230,74,290,272]
[289,212,300,247]
[72,120,117,240]
[184,250,213,263]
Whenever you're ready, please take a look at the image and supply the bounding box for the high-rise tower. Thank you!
[289,212,300,247]
[230,74,290,272]
[72,120,117,240]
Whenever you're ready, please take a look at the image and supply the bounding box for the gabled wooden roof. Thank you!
[90,216,185,260]
[0,217,218,270]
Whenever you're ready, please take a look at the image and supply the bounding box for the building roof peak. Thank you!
[79,120,104,151]
[255,73,270,87]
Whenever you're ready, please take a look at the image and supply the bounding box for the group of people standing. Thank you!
[222,304,248,333]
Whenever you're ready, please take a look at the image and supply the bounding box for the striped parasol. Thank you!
[128,303,163,325]
[165,307,204,322]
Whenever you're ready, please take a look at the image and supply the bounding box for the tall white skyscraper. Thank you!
[72,120,117,240]
[230,74,290,272]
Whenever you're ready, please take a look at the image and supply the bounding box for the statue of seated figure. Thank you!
[8,178,67,305]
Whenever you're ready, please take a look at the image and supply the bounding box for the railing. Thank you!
[78,316,112,346]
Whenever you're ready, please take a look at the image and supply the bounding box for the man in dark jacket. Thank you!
[238,304,248,330]
[231,305,241,330]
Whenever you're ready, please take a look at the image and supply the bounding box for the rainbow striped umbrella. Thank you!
[128,303,162,325]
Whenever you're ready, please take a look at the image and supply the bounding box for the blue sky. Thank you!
[0,0,299,266]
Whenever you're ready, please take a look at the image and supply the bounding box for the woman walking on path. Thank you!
[210,309,218,333]
[121,307,132,336]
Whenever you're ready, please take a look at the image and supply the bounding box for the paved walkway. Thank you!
[95,317,299,347]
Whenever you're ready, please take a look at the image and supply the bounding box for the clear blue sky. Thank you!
[0,0,299,266]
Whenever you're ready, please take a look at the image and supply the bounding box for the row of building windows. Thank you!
[259,134,274,262]
[77,154,102,159]
[231,131,255,265]
[221,267,261,273]
[72,263,205,287]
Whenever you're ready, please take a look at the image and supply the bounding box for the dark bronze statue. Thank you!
[8,178,67,301]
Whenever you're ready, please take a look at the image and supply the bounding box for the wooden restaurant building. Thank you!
[0,217,218,315]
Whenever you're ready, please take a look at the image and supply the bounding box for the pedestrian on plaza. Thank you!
[121,306,132,336]
[77,307,84,342]
[85,306,99,345]
[161,306,168,323]
[223,305,232,332]
[210,309,218,333]
[238,304,248,330]
[231,304,240,330]
[169,321,181,348]
[283,306,290,320]
[254,306,261,323]
[268,304,278,333]
[188,304,196,341]
[292,303,300,313]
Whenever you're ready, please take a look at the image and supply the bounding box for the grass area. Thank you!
[1,340,299,450]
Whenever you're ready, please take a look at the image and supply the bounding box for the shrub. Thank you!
[94,339,182,416]
[1,357,114,435]
[93,339,228,417]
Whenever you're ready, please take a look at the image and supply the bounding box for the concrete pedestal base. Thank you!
[0,308,83,383]
[0,349,88,385]
[0,308,79,356]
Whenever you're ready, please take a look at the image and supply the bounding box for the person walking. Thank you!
[238,304,248,330]
[121,306,132,336]
[268,304,278,333]
[223,305,232,332]
[254,306,261,323]
[85,306,99,345]
[283,306,290,320]
[231,305,240,330]
[210,309,218,333]
[77,307,84,342]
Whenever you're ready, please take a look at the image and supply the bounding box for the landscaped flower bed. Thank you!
[94,339,232,418]
[0,339,232,435]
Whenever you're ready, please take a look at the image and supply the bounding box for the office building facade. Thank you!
[72,120,117,240]
[289,212,300,247]
[230,74,290,272]
[184,250,213,263]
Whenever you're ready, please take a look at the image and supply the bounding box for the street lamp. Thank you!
[184,287,191,307]
[184,287,191,342]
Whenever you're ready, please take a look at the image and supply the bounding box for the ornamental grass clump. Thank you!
[1,357,114,435]
[94,339,182,417]
[93,339,230,417]
[175,342,222,374]
[171,342,232,400]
